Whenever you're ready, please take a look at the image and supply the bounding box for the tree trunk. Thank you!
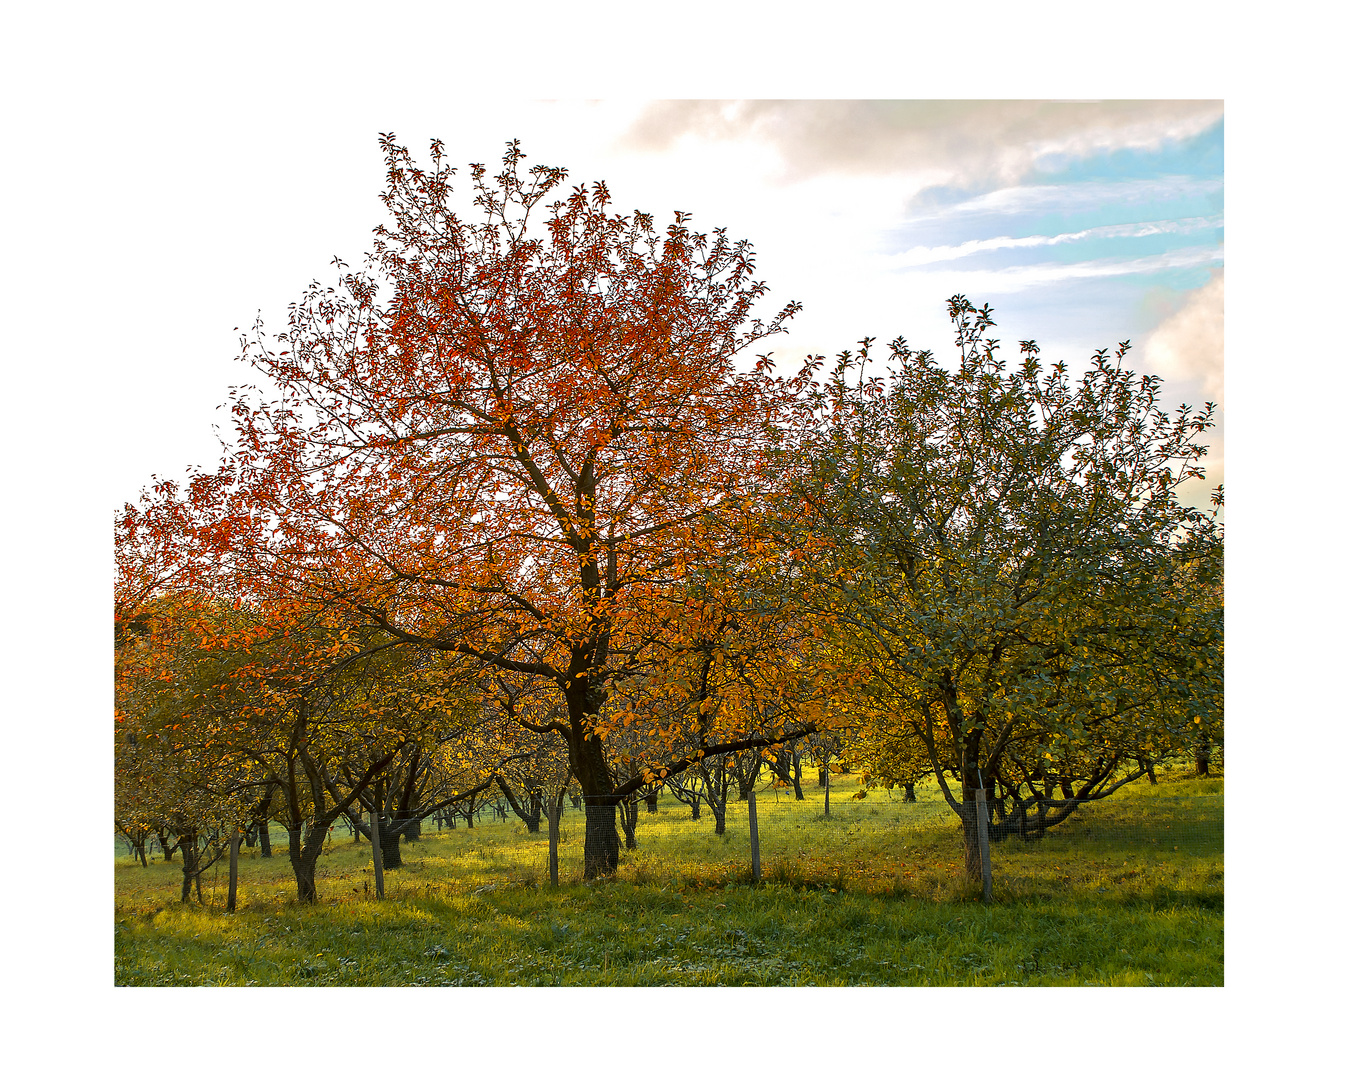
[252,784,276,857]
[903,782,916,802]
[179,831,198,902]
[1195,739,1210,776]
[791,754,804,800]
[496,776,543,833]
[961,796,982,880]
[380,817,402,869]
[645,790,658,813]
[569,719,621,879]
[582,798,621,877]
[618,794,639,850]
[291,844,319,903]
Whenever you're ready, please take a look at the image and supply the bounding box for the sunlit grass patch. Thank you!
[115,770,1221,986]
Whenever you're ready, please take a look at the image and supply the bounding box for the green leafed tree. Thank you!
[780,297,1223,881]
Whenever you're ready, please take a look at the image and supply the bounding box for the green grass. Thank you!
[113,771,1222,986]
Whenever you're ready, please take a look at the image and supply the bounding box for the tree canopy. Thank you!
[115,140,1223,893]
[775,299,1223,877]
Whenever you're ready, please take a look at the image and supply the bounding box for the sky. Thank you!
[5,3,1342,1072]
[84,98,1225,513]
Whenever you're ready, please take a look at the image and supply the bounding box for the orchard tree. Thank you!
[214,136,817,877]
[114,588,264,899]
[780,299,1223,881]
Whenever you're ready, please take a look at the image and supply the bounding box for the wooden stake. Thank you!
[548,794,560,886]
[370,808,385,900]
[748,788,761,883]
[226,829,240,913]
[975,788,993,903]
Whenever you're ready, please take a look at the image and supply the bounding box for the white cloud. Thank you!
[916,176,1225,219]
[884,216,1223,268]
[891,247,1223,297]
[1141,271,1224,406]
[621,100,1223,186]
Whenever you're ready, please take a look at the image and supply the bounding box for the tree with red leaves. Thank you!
[214,137,818,877]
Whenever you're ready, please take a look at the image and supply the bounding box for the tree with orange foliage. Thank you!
[211,137,819,876]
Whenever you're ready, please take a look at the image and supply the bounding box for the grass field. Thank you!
[113,771,1222,986]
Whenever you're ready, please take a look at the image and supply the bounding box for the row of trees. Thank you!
[115,137,1222,897]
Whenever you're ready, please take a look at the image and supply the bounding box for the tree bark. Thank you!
[582,797,621,877]
[618,794,639,850]
[495,775,543,833]
[226,831,240,913]
[252,784,276,857]
[961,796,982,880]
[568,718,621,878]
[379,816,402,869]
[291,846,320,903]
[179,831,198,902]
[284,824,320,902]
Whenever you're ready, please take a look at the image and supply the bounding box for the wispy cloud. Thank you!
[895,247,1223,295]
[915,177,1226,219]
[884,216,1223,268]
[620,100,1223,186]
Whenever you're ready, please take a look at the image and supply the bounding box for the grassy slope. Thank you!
[113,771,1222,986]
